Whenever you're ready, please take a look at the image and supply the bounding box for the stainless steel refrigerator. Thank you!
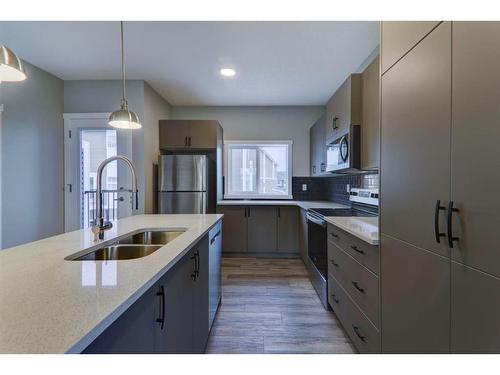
[158,154,215,214]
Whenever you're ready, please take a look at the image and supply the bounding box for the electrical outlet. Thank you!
[302,184,308,192]
[346,184,350,193]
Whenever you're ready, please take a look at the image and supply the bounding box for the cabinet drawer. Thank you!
[327,223,379,274]
[328,241,379,327]
[328,274,380,353]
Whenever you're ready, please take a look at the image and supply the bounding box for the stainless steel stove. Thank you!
[306,188,379,309]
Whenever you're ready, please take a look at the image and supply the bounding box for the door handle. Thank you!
[351,245,364,254]
[114,196,125,202]
[191,252,198,280]
[352,281,365,294]
[447,201,460,248]
[352,325,366,342]
[332,116,339,130]
[195,251,200,277]
[156,285,165,330]
[67,184,72,193]
[434,200,446,243]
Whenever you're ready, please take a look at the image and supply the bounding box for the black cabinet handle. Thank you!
[352,325,366,342]
[156,285,165,330]
[329,232,339,239]
[247,207,250,217]
[352,281,365,294]
[330,258,339,267]
[331,294,339,304]
[188,137,192,147]
[351,245,364,254]
[184,136,188,147]
[434,200,446,243]
[447,201,460,248]
[278,207,281,218]
[195,251,200,277]
[332,116,339,130]
[210,230,221,245]
[191,252,198,280]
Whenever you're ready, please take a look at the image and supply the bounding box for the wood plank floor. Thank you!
[205,257,356,354]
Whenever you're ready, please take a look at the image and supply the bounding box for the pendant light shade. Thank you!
[109,21,141,129]
[0,45,27,82]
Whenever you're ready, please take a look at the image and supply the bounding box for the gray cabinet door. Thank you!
[277,206,299,253]
[381,21,441,73]
[247,206,277,253]
[451,261,500,353]
[361,56,380,170]
[155,249,195,353]
[192,236,210,353]
[310,115,326,175]
[159,120,190,149]
[208,222,222,328]
[188,120,219,149]
[82,282,159,353]
[450,22,500,277]
[217,206,247,253]
[380,234,450,353]
[299,208,308,263]
[325,75,362,143]
[380,22,451,257]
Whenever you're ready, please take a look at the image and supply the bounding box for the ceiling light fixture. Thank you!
[109,21,142,130]
[220,68,236,77]
[0,45,27,82]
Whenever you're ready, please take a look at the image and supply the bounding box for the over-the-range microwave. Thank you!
[325,124,360,173]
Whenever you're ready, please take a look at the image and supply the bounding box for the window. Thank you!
[224,141,292,199]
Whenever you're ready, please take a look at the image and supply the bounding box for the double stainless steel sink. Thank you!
[66,230,185,261]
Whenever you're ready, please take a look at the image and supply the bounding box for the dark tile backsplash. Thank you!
[292,173,378,206]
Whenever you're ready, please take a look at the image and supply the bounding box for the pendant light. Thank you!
[0,45,27,82]
[108,21,141,129]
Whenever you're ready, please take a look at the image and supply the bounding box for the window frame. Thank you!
[224,140,293,200]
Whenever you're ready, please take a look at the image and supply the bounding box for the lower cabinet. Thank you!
[380,234,450,353]
[247,207,278,253]
[83,233,213,354]
[451,261,500,353]
[217,205,299,256]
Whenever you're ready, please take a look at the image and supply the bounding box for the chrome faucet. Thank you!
[92,155,139,241]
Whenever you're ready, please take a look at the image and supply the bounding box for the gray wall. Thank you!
[0,62,64,248]
[171,106,324,176]
[143,83,171,213]
[64,80,146,213]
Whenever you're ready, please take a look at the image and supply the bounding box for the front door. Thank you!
[64,113,133,232]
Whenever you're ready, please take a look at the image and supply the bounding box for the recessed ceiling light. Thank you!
[220,68,236,77]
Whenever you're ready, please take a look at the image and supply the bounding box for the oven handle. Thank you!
[306,213,326,227]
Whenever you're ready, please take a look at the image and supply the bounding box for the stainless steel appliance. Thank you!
[326,125,360,173]
[158,154,215,214]
[306,188,379,309]
[208,221,222,327]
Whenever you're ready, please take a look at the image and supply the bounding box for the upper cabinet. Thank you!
[159,120,222,150]
[361,56,380,170]
[309,114,327,176]
[381,21,441,74]
[325,74,362,144]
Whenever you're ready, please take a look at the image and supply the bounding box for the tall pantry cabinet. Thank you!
[380,21,500,353]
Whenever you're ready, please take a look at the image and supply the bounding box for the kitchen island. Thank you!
[0,214,223,354]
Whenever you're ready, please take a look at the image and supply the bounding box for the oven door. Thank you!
[307,214,327,278]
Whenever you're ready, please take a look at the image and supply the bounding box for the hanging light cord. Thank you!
[120,21,127,109]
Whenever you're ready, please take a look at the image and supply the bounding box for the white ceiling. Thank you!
[0,21,379,106]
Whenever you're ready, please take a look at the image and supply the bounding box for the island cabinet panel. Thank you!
[247,207,278,253]
[277,207,299,253]
[83,233,213,354]
[217,206,247,253]
[155,248,196,353]
[192,235,210,353]
[82,280,159,354]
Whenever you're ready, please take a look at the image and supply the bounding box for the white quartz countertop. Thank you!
[0,214,223,354]
[324,216,379,245]
[217,200,348,210]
